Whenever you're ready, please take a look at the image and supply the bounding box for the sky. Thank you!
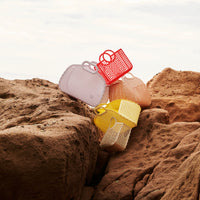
[0,0,200,84]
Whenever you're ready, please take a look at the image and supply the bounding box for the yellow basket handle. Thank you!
[94,103,108,115]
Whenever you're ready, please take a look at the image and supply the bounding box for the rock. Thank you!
[91,150,110,186]
[93,108,200,200]
[80,187,95,200]
[147,68,200,123]
[1,68,200,200]
[161,149,200,200]
[0,78,99,200]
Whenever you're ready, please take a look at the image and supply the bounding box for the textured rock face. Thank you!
[93,109,200,200]
[147,68,200,123]
[0,78,99,200]
[93,68,200,200]
[1,68,200,200]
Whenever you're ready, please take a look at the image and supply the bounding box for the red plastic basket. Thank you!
[97,49,133,85]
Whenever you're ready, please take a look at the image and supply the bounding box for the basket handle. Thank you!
[109,72,134,85]
[121,72,135,81]
[103,50,115,56]
[99,49,115,65]
[82,61,98,74]
[108,117,117,129]
[94,103,107,115]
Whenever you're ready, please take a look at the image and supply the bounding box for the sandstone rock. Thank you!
[1,67,200,200]
[81,187,95,200]
[0,78,99,200]
[93,108,200,200]
[162,149,200,200]
[147,68,200,123]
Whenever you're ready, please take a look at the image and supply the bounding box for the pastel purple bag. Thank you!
[59,61,108,107]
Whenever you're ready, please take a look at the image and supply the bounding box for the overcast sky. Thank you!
[0,0,200,84]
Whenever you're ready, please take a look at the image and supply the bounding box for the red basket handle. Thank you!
[99,49,115,65]
[103,50,115,56]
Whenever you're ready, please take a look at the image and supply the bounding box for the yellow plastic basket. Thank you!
[94,99,141,133]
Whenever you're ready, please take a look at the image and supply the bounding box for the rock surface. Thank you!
[0,78,99,200]
[93,109,200,200]
[93,68,200,200]
[147,68,200,123]
[1,68,200,200]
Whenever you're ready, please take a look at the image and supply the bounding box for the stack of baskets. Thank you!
[59,49,151,152]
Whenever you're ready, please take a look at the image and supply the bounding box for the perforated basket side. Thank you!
[97,49,133,85]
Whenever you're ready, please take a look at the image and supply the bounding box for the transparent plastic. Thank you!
[109,73,151,108]
[59,61,108,107]
[100,118,132,152]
